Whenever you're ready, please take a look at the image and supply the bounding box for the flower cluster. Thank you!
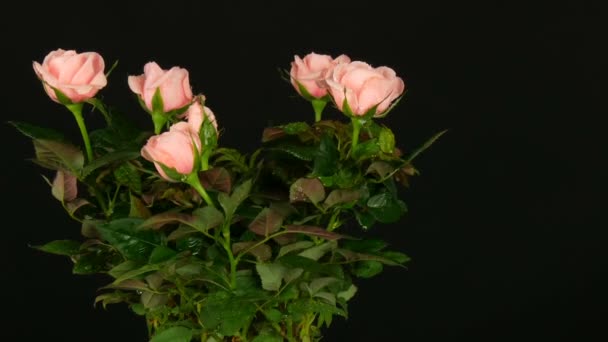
[16,48,442,342]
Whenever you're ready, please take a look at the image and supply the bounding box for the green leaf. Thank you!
[252,331,283,342]
[267,144,316,161]
[167,225,197,241]
[284,225,345,240]
[108,260,140,279]
[313,133,339,176]
[249,207,284,236]
[158,163,185,181]
[65,198,90,216]
[366,161,395,179]
[103,279,149,292]
[218,179,252,218]
[111,263,161,284]
[151,87,164,114]
[200,117,218,149]
[51,170,77,202]
[146,272,163,290]
[32,240,80,256]
[378,126,396,154]
[149,246,177,264]
[298,241,335,261]
[353,260,383,278]
[354,210,376,229]
[335,249,404,266]
[141,291,168,308]
[150,326,192,342]
[52,87,73,105]
[81,219,102,238]
[368,197,407,223]
[352,139,380,161]
[283,268,304,283]
[94,291,132,309]
[212,147,249,172]
[278,255,341,277]
[114,162,143,194]
[131,303,146,315]
[262,127,286,143]
[406,129,448,162]
[199,167,231,193]
[337,284,358,302]
[263,308,283,323]
[176,236,206,256]
[73,248,120,274]
[97,218,161,262]
[282,121,310,135]
[191,206,225,233]
[33,139,84,172]
[314,291,336,306]
[233,242,272,261]
[139,212,195,230]
[310,277,339,294]
[289,178,325,204]
[129,193,151,219]
[381,251,411,264]
[81,149,140,178]
[287,298,346,323]
[324,189,361,208]
[199,291,258,336]
[341,239,387,253]
[367,192,390,208]
[256,262,287,291]
[278,241,314,258]
[8,121,64,141]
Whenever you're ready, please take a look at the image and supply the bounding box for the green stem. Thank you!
[235,230,289,263]
[86,98,112,125]
[311,99,327,123]
[66,103,93,162]
[66,103,110,217]
[351,117,362,152]
[220,221,237,289]
[286,317,295,342]
[152,112,167,135]
[201,149,211,171]
[186,173,216,208]
[327,209,341,232]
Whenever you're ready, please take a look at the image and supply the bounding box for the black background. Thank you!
[2,1,606,341]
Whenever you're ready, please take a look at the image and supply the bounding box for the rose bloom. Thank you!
[325,61,405,117]
[33,49,107,103]
[290,52,350,98]
[128,62,193,112]
[141,122,201,181]
[180,100,218,134]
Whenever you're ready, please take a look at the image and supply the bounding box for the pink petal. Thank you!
[128,75,145,95]
[127,75,144,95]
[57,54,88,83]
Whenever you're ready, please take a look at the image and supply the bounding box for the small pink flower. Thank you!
[33,49,107,103]
[128,62,193,112]
[290,52,351,99]
[180,99,218,134]
[141,122,201,181]
[325,61,405,117]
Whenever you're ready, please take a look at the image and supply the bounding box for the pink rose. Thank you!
[180,100,218,134]
[141,122,202,181]
[128,62,193,112]
[325,61,405,117]
[33,49,107,103]
[290,52,351,99]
